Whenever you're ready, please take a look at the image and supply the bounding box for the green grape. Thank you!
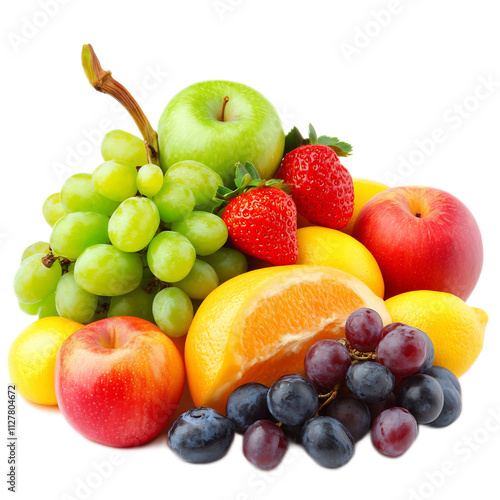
[165,160,223,206]
[152,287,193,337]
[42,193,70,227]
[147,231,196,282]
[50,212,110,260]
[38,293,59,319]
[108,197,160,252]
[55,272,98,323]
[74,244,143,296]
[101,129,148,167]
[93,160,138,202]
[108,287,155,322]
[175,259,219,300]
[171,211,228,256]
[140,266,156,289]
[14,253,62,304]
[22,241,50,261]
[200,248,248,283]
[61,173,119,216]
[18,301,41,315]
[153,181,195,223]
[137,163,164,198]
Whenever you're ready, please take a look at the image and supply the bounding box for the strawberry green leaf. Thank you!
[284,124,353,157]
[265,179,285,187]
[217,185,233,196]
[241,173,253,189]
[245,162,261,180]
[234,162,248,188]
[284,126,305,155]
[308,124,318,145]
[316,136,353,157]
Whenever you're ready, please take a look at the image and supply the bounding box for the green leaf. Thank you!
[284,126,305,155]
[308,124,318,145]
[240,173,253,189]
[316,136,353,157]
[265,179,284,187]
[244,162,261,180]
[234,162,248,188]
[248,179,267,189]
[216,185,233,196]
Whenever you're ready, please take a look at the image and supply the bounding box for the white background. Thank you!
[1,1,500,499]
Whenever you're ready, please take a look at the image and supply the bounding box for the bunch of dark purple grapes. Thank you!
[167,308,462,470]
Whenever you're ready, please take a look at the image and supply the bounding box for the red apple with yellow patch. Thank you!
[55,317,184,447]
[352,186,483,301]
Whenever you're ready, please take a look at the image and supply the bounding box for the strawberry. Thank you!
[217,163,298,266]
[280,125,354,229]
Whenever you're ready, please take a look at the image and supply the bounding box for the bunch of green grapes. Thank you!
[14,130,248,337]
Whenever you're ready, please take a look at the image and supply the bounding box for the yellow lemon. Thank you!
[8,317,82,405]
[296,226,385,297]
[341,178,388,235]
[385,291,488,377]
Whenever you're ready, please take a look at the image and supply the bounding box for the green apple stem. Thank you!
[220,96,229,121]
[81,44,161,167]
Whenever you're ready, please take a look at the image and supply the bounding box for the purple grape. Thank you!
[428,380,462,428]
[398,374,444,424]
[380,322,406,338]
[345,308,384,351]
[425,366,461,395]
[345,361,395,403]
[267,374,318,426]
[304,339,351,390]
[280,423,303,443]
[168,407,234,463]
[371,407,418,458]
[325,397,371,442]
[376,325,428,376]
[417,330,435,373]
[301,416,355,468]
[243,420,287,470]
[226,383,273,433]
[366,392,397,424]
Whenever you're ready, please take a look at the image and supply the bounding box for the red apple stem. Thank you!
[220,96,230,122]
[81,44,161,168]
[415,211,422,218]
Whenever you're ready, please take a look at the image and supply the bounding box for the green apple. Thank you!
[157,80,285,186]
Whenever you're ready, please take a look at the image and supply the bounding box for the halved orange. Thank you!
[185,265,391,413]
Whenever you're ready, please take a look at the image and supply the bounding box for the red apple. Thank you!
[55,317,184,447]
[352,186,483,300]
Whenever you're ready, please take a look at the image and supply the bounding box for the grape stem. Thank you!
[81,44,161,168]
[315,383,342,416]
[42,253,72,274]
[42,253,57,269]
[337,338,378,362]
